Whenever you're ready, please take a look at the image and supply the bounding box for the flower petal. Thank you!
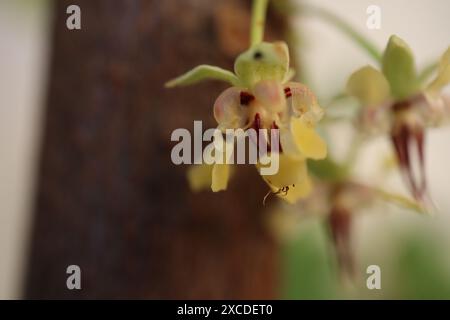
[291,118,327,160]
[276,175,312,204]
[258,154,307,188]
[279,124,302,159]
[382,35,419,100]
[285,82,324,125]
[258,154,314,203]
[283,68,296,84]
[211,163,230,192]
[187,164,213,192]
[252,80,285,112]
[213,87,248,131]
[346,65,390,106]
[427,46,450,93]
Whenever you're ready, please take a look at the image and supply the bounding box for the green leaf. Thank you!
[281,219,338,299]
[346,65,390,106]
[382,35,419,100]
[165,65,240,88]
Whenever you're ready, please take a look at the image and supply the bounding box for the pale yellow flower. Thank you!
[168,41,327,203]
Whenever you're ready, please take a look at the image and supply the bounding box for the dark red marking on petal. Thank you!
[284,87,292,98]
[240,91,255,106]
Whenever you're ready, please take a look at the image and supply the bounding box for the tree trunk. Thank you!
[25,0,289,299]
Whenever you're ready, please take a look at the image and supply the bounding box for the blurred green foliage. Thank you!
[280,219,338,299]
[392,232,450,299]
[281,217,450,299]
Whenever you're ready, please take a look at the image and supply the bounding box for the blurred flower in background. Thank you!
[347,35,450,204]
[269,0,450,299]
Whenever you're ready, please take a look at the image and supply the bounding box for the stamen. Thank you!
[263,190,272,206]
[391,125,427,201]
[262,185,292,206]
[251,113,265,153]
[269,121,282,153]
[415,129,427,195]
[253,113,262,130]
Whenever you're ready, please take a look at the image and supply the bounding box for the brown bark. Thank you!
[25,0,289,299]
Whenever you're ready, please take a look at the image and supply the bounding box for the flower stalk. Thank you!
[250,0,269,47]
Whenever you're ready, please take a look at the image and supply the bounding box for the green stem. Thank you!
[251,0,269,46]
[301,4,382,64]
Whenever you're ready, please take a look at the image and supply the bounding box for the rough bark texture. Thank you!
[25,0,289,299]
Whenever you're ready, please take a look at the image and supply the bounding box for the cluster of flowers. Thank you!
[165,0,450,281]
[166,2,449,211]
